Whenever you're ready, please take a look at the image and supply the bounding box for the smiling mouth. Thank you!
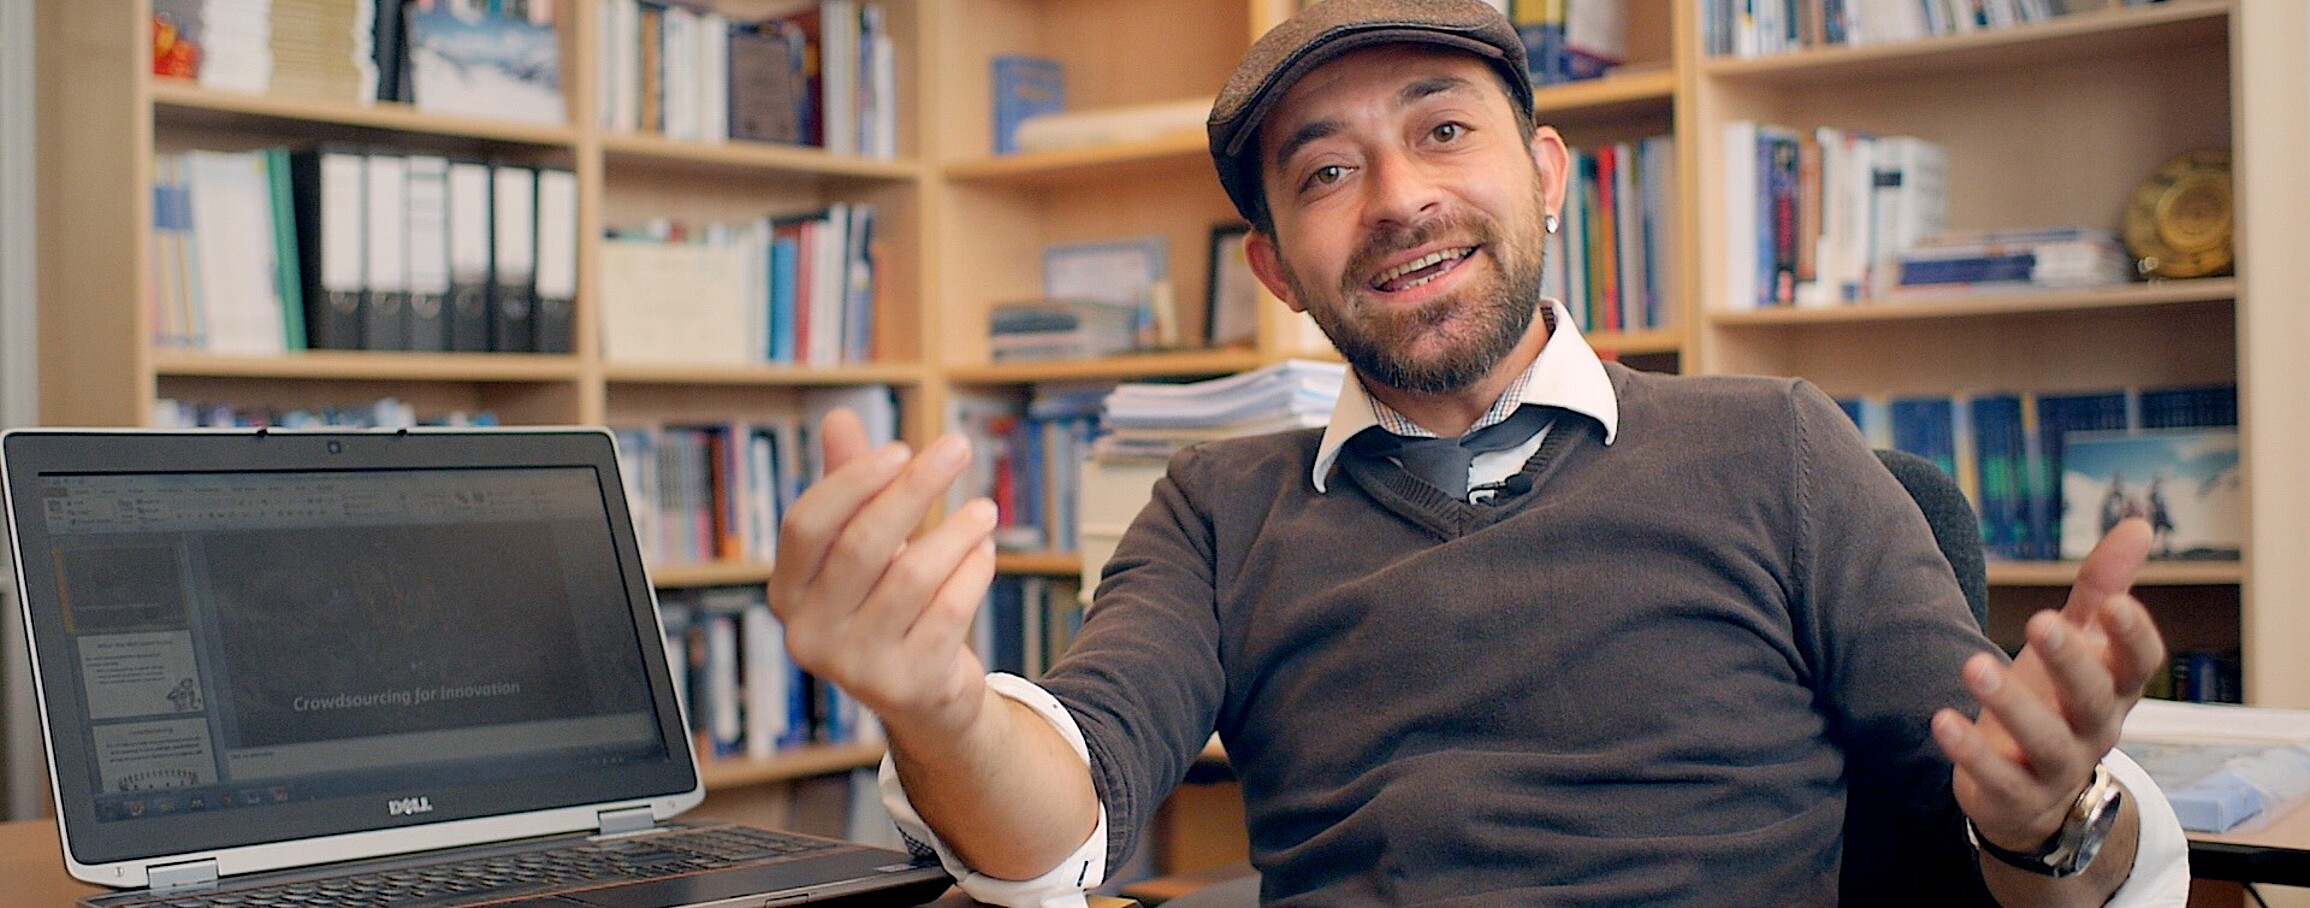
[1369,246,1476,292]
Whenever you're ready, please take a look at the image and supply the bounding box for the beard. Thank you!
[1283,183,1548,397]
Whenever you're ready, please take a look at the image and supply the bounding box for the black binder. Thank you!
[288,145,366,350]
[489,163,536,353]
[361,152,411,350]
[404,154,451,352]
[531,166,577,354]
[445,158,494,352]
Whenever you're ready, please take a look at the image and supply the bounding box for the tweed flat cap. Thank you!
[1207,0,1533,225]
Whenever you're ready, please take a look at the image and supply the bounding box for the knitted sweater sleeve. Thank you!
[1037,444,1232,874]
[1780,379,2002,902]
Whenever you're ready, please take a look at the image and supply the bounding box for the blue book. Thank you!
[991,55,1063,155]
[2033,390,2132,558]
[767,229,801,363]
[1890,396,1957,480]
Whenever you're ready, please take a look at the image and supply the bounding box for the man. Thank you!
[769,1,2190,904]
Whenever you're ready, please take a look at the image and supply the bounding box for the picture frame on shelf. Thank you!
[1044,235,1172,351]
[1206,224,1259,350]
[2060,427,2242,562]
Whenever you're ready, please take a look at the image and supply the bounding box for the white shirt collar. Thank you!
[1310,299,1620,492]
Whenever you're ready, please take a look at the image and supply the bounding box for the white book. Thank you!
[863,4,896,159]
[808,205,848,365]
[183,149,286,355]
[1869,135,1951,297]
[1721,121,1759,312]
[699,11,730,143]
[661,5,700,141]
[820,0,859,156]
[740,602,787,760]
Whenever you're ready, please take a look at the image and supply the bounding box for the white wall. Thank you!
[0,0,44,820]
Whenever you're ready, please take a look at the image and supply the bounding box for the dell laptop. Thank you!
[0,427,950,908]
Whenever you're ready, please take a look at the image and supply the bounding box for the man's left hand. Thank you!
[1931,516,2167,855]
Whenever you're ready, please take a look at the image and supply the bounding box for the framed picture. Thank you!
[2059,427,2241,561]
[1206,225,1259,349]
[1044,235,1170,349]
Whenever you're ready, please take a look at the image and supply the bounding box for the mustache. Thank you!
[1341,216,1491,292]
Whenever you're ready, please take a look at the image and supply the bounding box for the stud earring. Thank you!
[1544,214,1561,235]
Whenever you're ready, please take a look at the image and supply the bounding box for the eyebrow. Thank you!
[1268,74,1483,175]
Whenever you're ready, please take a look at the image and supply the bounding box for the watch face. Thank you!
[2124,149,2234,280]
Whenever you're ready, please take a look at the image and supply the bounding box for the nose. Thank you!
[1361,149,1443,229]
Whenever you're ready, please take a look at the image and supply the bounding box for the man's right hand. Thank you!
[768,408,1000,741]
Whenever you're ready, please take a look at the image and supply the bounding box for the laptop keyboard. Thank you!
[107,826,843,908]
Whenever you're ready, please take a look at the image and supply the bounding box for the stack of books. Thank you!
[988,299,1142,363]
[1891,228,2134,296]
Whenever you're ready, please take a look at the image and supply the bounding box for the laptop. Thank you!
[0,427,952,908]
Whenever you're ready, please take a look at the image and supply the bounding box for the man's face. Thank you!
[1243,45,1567,396]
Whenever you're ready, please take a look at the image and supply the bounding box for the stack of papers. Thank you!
[2120,699,2310,833]
[1095,360,1346,460]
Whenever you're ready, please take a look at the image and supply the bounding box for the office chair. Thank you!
[1135,449,1991,907]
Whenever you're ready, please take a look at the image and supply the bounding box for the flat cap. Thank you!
[1207,0,1533,225]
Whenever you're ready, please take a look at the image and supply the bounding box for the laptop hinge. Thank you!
[596,806,658,837]
[148,858,219,892]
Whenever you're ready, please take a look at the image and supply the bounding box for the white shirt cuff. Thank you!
[878,672,1108,908]
[2100,748,2193,907]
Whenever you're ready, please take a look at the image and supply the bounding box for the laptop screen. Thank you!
[4,430,699,868]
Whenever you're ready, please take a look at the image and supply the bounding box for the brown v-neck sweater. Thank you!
[1040,362,2003,905]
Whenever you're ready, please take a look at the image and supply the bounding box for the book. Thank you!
[729,16,810,145]
[1010,97,1213,155]
[405,2,565,125]
[991,55,1064,155]
[1894,228,2132,293]
[988,299,1142,363]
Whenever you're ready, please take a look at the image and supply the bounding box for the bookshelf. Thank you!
[29,0,2310,832]
[1683,0,2310,715]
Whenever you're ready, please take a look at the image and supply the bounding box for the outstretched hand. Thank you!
[1932,517,2167,855]
[766,409,1001,741]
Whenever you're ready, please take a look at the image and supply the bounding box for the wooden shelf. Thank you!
[1988,560,2245,588]
[1701,0,2228,87]
[698,742,885,790]
[1707,278,2236,327]
[600,132,922,182]
[941,128,1210,187]
[152,350,586,382]
[946,349,1266,385]
[602,361,929,387]
[149,80,577,146]
[996,552,1084,576]
[1589,327,1686,357]
[1532,66,1677,121]
[649,561,775,589]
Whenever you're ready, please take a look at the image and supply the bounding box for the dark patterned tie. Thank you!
[1351,405,1555,498]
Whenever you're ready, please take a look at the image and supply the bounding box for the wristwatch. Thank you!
[1966,762,2125,878]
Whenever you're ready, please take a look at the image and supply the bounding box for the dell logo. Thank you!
[388,797,434,817]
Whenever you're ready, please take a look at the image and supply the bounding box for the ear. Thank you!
[1243,230,1306,313]
[1530,125,1572,224]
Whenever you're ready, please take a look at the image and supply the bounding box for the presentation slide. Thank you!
[53,542,187,634]
[198,520,645,751]
[93,718,218,794]
[77,631,205,720]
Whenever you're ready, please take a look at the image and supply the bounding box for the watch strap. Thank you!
[1965,763,2123,879]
